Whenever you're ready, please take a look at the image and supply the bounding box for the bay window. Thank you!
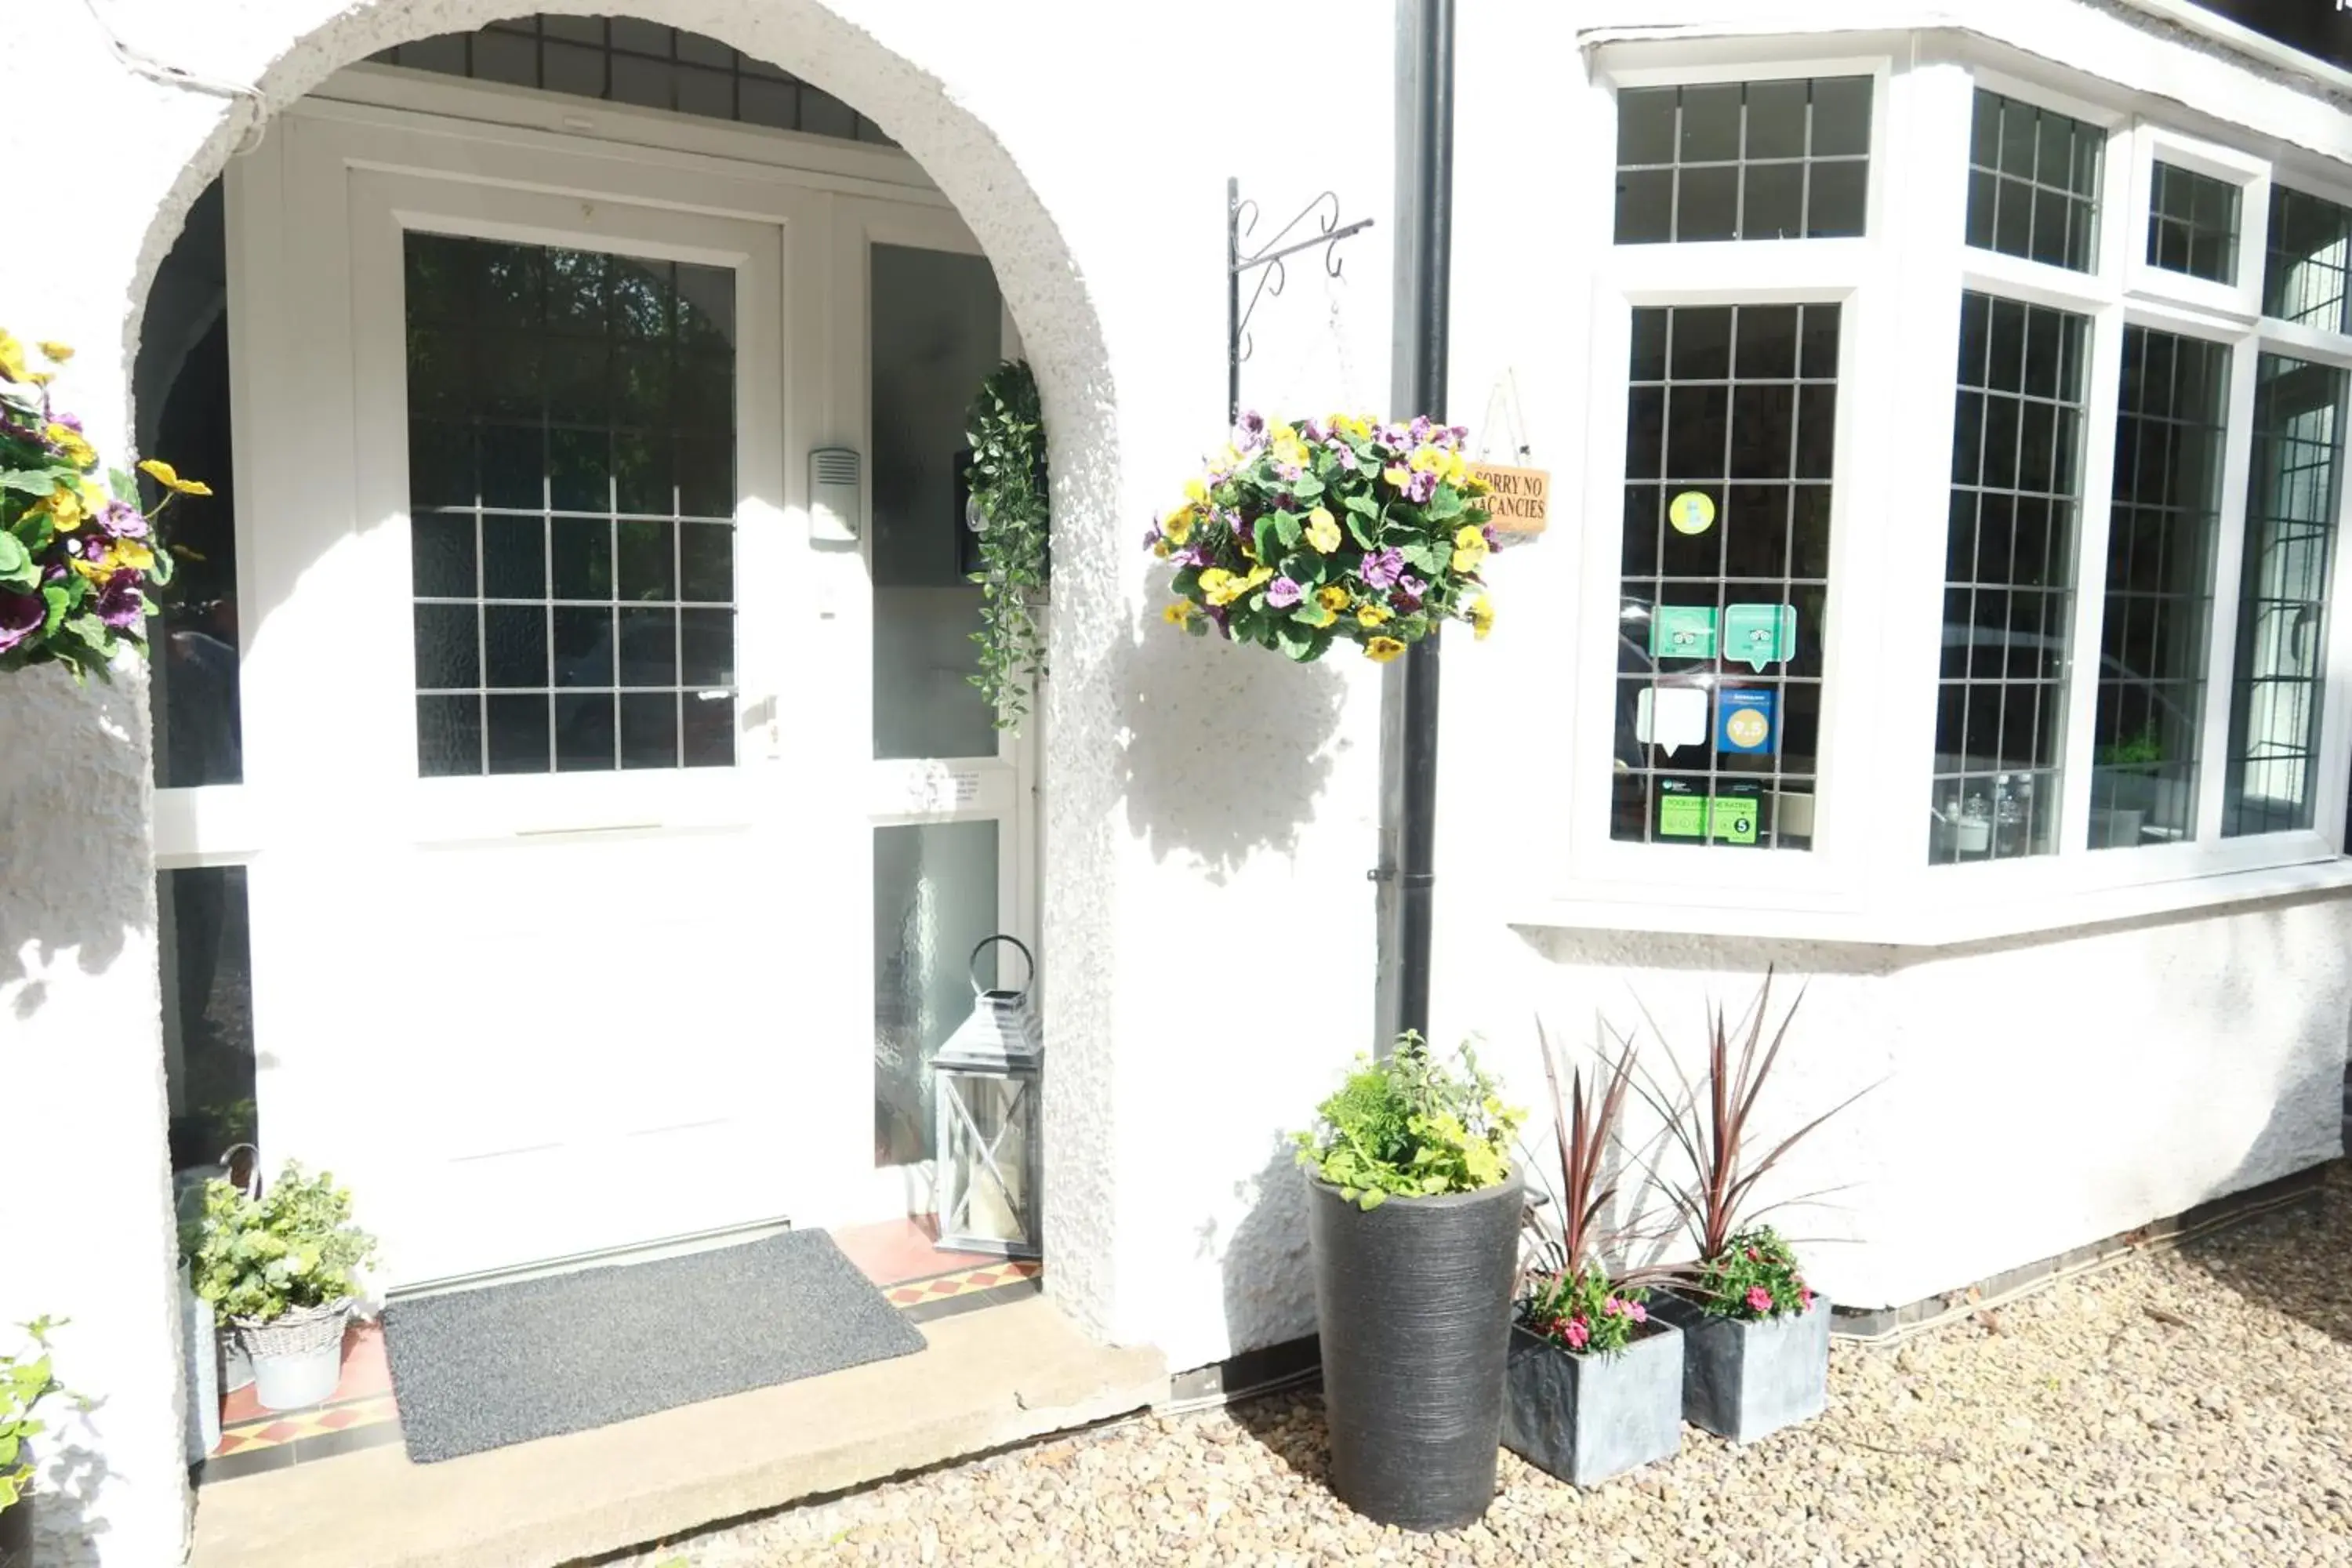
[1552,37,2352,938]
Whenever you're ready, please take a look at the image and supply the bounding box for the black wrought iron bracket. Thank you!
[1227,177,1375,425]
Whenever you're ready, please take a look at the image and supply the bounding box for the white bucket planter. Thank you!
[233,1300,351,1413]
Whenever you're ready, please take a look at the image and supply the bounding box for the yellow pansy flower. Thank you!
[1469,595,1496,640]
[36,340,72,364]
[138,459,212,496]
[1305,506,1341,554]
[1296,602,1338,629]
[1183,477,1209,504]
[1162,506,1196,545]
[0,330,25,383]
[1365,636,1408,663]
[1334,414,1373,441]
[1163,600,1197,626]
[1270,434,1312,471]
[1451,523,1490,575]
[1316,585,1351,612]
[1409,445,1446,474]
[46,423,96,470]
[1463,470,1493,495]
[1243,564,1273,590]
[1443,451,1470,486]
[1383,464,1412,492]
[1358,605,1392,629]
[1199,567,1238,604]
[42,486,86,531]
[1152,539,1173,559]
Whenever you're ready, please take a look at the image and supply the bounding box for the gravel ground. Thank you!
[615,1166,2352,1566]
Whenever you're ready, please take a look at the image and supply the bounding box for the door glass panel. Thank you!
[138,180,245,789]
[160,866,258,1174]
[871,244,1003,761]
[404,231,737,776]
[873,820,1000,1167]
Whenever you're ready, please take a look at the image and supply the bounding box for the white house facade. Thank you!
[3,1,2350,1563]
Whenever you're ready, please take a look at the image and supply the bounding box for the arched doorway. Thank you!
[137,7,1109,1287]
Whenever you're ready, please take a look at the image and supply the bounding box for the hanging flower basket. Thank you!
[1148,413,1496,662]
[0,328,193,681]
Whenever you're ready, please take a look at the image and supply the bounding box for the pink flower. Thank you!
[1564,1316,1590,1350]
[1745,1286,1773,1314]
[1602,1297,1625,1317]
[1800,1287,1815,1311]
[1629,1301,1648,1323]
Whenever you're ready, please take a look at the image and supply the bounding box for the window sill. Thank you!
[1508,851,2352,949]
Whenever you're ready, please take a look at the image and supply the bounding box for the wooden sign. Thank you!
[1470,463,1549,541]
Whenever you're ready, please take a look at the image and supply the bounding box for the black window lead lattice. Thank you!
[2147,161,2242,285]
[1614,77,1872,245]
[1931,291,2092,865]
[374,16,896,146]
[1965,89,2104,274]
[1614,303,1838,853]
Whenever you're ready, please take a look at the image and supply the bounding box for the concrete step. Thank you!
[191,1297,1164,1568]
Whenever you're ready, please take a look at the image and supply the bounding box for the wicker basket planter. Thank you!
[231,1299,351,1412]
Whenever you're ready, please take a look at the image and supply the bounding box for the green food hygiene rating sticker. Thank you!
[1657,779,1762,844]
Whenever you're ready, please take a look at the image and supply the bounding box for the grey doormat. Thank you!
[380,1229,927,1464]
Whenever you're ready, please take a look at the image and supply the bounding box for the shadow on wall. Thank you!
[1209,1142,1317,1386]
[31,1419,111,1568]
[0,670,153,1022]
[1119,607,1347,883]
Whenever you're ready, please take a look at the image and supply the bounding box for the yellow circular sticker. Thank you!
[1668,491,1716,535]
[1724,707,1771,750]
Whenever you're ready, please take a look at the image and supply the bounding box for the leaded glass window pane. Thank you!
[1964,90,2103,273]
[2264,186,2352,332]
[2224,355,2348,836]
[2147,162,2243,285]
[1932,292,2092,863]
[2089,328,2230,849]
[1614,78,1871,245]
[405,233,738,777]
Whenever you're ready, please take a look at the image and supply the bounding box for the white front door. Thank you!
[234,107,863,1288]
[228,93,1033,1287]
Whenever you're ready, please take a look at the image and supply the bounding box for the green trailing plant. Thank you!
[191,1160,377,1324]
[1631,968,1870,1318]
[1,1319,76,1515]
[2096,724,2165,769]
[1518,1023,1682,1354]
[1294,1033,1523,1209]
[964,359,1050,731]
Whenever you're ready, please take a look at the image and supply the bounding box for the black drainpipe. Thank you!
[1376,0,1454,1050]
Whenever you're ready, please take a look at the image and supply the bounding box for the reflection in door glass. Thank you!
[137,179,245,789]
[873,820,1000,1167]
[404,232,739,775]
[159,867,258,1174]
[872,243,1004,761]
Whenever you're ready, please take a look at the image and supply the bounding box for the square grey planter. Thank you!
[1651,1291,1830,1443]
[1501,1319,1682,1486]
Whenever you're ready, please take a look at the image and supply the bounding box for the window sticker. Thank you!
[1717,688,1777,754]
[1636,685,1710,755]
[1657,779,1708,838]
[1668,490,1717,535]
[1649,604,1719,659]
[1722,601,1796,670]
[1708,788,1762,845]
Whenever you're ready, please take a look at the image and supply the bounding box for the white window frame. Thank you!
[1526,34,2352,945]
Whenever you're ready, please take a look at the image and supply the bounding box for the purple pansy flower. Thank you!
[1328,442,1359,471]
[1302,417,1330,442]
[0,591,44,655]
[96,575,145,630]
[1266,576,1304,609]
[1406,470,1439,505]
[100,501,149,540]
[1234,411,1268,452]
[50,412,81,433]
[1203,602,1231,637]
[1373,421,1409,454]
[1395,573,1427,614]
[1407,415,1432,443]
[1182,540,1217,568]
[1362,546,1406,590]
[1481,524,1501,550]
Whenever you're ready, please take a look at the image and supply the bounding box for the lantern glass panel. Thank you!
[938,1068,1036,1254]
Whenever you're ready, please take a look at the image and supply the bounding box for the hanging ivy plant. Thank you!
[965,360,1050,731]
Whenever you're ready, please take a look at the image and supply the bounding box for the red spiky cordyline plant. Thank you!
[1520,1019,1685,1296]
[1632,967,1871,1268]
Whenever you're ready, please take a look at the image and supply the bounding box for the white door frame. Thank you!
[198,78,1036,1280]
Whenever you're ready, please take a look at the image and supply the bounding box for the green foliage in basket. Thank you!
[1,1318,77,1513]
[191,1161,376,1324]
[965,359,1050,731]
[1294,1033,1523,1209]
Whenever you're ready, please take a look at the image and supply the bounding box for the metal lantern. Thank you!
[930,935,1044,1258]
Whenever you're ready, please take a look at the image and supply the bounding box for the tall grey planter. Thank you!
[1307,1173,1523,1532]
[1501,1319,1683,1486]
[0,1496,30,1568]
[1650,1291,1830,1443]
